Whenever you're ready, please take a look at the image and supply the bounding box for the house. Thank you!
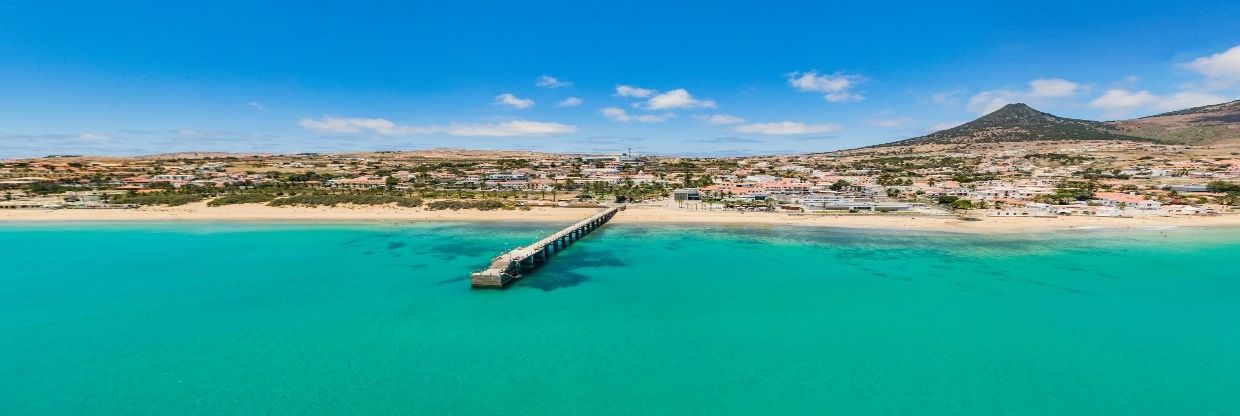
[1167,185,1209,193]
[327,176,388,189]
[1026,202,1052,213]
[486,172,528,181]
[150,174,196,182]
[1093,192,1148,208]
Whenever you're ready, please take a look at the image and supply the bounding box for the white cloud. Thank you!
[734,121,842,135]
[787,71,865,102]
[967,78,1082,114]
[535,75,572,88]
[615,85,655,98]
[493,93,535,109]
[788,71,858,92]
[444,120,577,136]
[1182,44,1240,88]
[246,101,269,112]
[1028,78,1081,98]
[694,114,746,124]
[174,128,199,138]
[928,121,966,132]
[298,116,575,137]
[614,85,717,110]
[76,133,111,140]
[1080,44,1239,116]
[600,107,673,123]
[298,117,408,134]
[1153,91,1229,111]
[644,89,716,110]
[555,97,583,107]
[967,89,1024,114]
[865,117,915,128]
[1089,89,1159,111]
[930,90,961,105]
[825,92,863,103]
[1089,89,1226,115]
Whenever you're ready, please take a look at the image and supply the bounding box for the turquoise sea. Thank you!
[2,221,1239,415]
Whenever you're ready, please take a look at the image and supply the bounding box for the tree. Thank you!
[829,179,851,191]
[385,176,398,190]
[1207,181,1240,206]
[1206,181,1240,193]
[936,195,959,205]
[27,182,63,195]
[1218,192,1240,207]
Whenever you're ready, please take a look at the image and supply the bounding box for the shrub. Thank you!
[1206,181,1240,193]
[207,194,276,206]
[950,199,975,210]
[109,194,205,206]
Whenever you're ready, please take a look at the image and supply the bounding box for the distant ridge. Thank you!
[876,103,1154,147]
[1137,99,1240,119]
[1108,99,1240,145]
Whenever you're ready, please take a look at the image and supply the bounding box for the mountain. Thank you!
[878,104,1153,147]
[1106,100,1240,145]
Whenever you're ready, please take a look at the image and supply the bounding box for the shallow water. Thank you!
[2,222,1238,415]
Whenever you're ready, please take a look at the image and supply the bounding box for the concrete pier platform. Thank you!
[470,206,623,288]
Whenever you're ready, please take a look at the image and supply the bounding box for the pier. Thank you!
[470,206,624,288]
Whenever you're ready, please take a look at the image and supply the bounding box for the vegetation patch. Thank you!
[207,193,277,206]
[425,199,509,211]
[1024,153,1094,164]
[109,194,206,206]
[268,194,422,207]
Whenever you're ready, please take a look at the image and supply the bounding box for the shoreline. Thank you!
[3,202,1239,234]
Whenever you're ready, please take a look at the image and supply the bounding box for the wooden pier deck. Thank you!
[470,206,624,288]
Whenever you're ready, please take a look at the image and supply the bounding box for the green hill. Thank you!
[878,104,1155,147]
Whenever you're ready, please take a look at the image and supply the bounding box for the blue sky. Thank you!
[2,0,1240,158]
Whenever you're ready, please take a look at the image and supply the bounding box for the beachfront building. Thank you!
[799,196,912,212]
[673,188,701,201]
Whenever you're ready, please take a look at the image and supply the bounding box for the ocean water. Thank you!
[2,221,1239,415]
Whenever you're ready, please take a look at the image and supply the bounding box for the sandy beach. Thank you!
[3,201,1239,233]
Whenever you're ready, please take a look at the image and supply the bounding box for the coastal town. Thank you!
[3,139,1238,223]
